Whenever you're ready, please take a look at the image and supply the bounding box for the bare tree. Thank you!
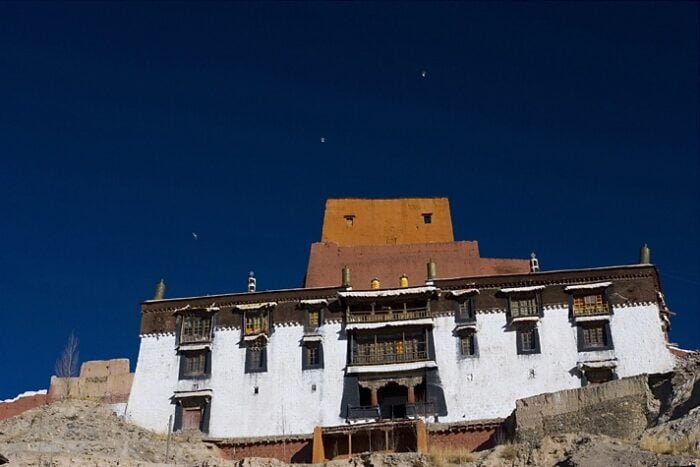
[55,331,80,378]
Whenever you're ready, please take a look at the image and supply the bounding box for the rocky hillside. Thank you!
[1,352,698,466]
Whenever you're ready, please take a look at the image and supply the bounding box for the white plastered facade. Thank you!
[126,301,674,436]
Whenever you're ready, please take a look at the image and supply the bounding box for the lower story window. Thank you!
[179,350,210,379]
[578,321,613,351]
[459,333,477,357]
[302,342,324,370]
[174,397,210,433]
[245,345,267,373]
[516,326,541,354]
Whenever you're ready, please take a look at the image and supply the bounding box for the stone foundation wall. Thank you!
[0,392,47,421]
[428,427,498,452]
[217,439,312,463]
[515,375,651,443]
[48,359,133,403]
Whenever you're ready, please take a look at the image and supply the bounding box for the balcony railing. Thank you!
[351,350,428,366]
[572,303,610,317]
[347,307,430,324]
[347,401,436,420]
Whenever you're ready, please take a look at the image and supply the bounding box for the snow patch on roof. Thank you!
[2,389,47,404]
[500,285,545,293]
[564,282,612,291]
[338,286,436,298]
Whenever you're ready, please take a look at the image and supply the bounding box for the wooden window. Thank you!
[459,334,477,357]
[572,293,609,316]
[302,342,324,370]
[245,345,267,373]
[179,350,210,379]
[516,326,540,354]
[180,315,212,343]
[345,215,355,226]
[182,406,202,431]
[352,332,427,365]
[174,397,209,434]
[455,298,476,323]
[422,213,432,224]
[244,311,269,336]
[578,322,613,351]
[510,296,539,318]
[305,309,323,332]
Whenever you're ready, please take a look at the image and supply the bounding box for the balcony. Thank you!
[347,307,430,324]
[352,349,428,366]
[347,401,436,420]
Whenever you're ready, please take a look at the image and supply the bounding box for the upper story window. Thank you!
[346,299,430,323]
[459,333,477,357]
[564,282,612,318]
[344,215,355,226]
[509,295,540,319]
[180,314,213,344]
[455,298,476,323]
[302,341,324,370]
[245,339,268,373]
[305,308,324,333]
[245,310,269,336]
[422,213,432,224]
[351,331,428,366]
[572,293,609,316]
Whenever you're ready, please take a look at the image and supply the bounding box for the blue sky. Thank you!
[1,2,698,399]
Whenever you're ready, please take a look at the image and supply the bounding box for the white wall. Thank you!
[125,334,178,432]
[126,302,674,436]
[434,303,675,423]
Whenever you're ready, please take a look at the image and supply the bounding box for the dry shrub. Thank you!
[428,446,474,465]
[499,443,517,460]
[640,434,697,456]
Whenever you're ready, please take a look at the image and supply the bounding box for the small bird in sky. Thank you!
[420,70,427,78]
[192,232,198,240]
[320,137,326,143]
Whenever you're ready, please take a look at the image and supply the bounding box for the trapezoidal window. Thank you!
[344,215,355,226]
[572,292,610,317]
[516,325,541,355]
[577,321,614,352]
[302,342,324,370]
[178,350,211,380]
[422,213,432,224]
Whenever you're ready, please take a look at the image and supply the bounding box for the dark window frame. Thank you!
[458,332,478,358]
[178,313,214,345]
[243,309,271,337]
[454,297,477,323]
[245,345,268,373]
[508,293,543,320]
[422,213,433,224]
[304,308,324,333]
[173,397,210,434]
[302,341,324,370]
[178,349,212,380]
[516,325,541,355]
[577,321,614,352]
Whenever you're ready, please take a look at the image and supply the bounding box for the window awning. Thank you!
[564,282,612,292]
[453,323,477,333]
[300,299,330,306]
[235,302,277,310]
[577,359,617,370]
[172,389,213,399]
[243,333,269,342]
[345,318,434,331]
[301,335,323,342]
[574,315,611,323]
[346,361,437,375]
[177,343,211,351]
[338,286,437,299]
[446,289,480,297]
[500,285,545,293]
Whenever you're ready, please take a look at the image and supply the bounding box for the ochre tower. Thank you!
[321,198,454,246]
[305,198,530,288]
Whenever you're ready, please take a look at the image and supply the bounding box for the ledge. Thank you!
[345,318,434,330]
[346,361,437,374]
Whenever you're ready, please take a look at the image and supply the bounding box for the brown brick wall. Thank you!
[321,198,455,246]
[217,439,312,463]
[0,393,47,421]
[428,427,498,452]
